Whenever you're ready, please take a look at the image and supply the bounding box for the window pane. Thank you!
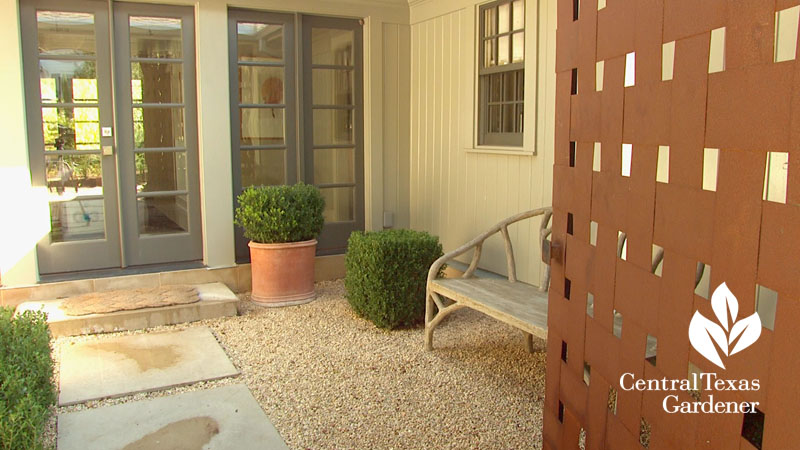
[135,151,187,193]
[137,195,188,234]
[499,2,511,33]
[512,32,524,62]
[241,149,286,187]
[37,11,95,57]
[129,16,182,59]
[489,73,502,102]
[314,148,354,184]
[513,0,525,30]
[313,109,354,145]
[503,71,516,101]
[42,107,100,151]
[311,28,354,66]
[237,23,283,63]
[240,107,285,146]
[133,107,185,148]
[131,62,183,104]
[484,7,496,37]
[502,104,515,132]
[484,39,496,67]
[320,187,355,222]
[516,104,524,132]
[39,60,97,103]
[238,66,284,104]
[312,69,354,106]
[488,105,501,132]
[45,154,103,197]
[517,69,524,98]
[498,35,510,65]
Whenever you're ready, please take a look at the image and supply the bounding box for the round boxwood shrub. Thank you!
[234,183,325,244]
[0,308,56,449]
[345,229,444,329]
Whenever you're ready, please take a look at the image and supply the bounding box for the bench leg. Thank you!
[424,290,465,351]
[525,332,534,353]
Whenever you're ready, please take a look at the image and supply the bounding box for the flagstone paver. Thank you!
[58,326,238,405]
[57,384,287,450]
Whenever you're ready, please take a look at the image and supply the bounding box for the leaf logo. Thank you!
[688,282,762,369]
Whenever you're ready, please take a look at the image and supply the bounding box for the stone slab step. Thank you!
[15,282,238,337]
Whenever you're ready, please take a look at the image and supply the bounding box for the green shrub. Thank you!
[234,183,325,244]
[0,308,56,450]
[345,229,444,329]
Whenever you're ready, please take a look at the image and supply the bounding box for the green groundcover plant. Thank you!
[234,183,325,244]
[0,308,56,450]
[345,229,444,329]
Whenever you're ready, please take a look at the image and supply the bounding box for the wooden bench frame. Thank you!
[424,207,553,351]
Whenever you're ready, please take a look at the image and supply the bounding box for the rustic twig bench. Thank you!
[424,207,553,351]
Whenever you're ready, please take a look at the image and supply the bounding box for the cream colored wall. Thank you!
[408,0,557,287]
[0,0,409,286]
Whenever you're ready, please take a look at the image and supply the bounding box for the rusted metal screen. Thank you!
[546,0,800,448]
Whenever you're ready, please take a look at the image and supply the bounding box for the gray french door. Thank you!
[20,0,202,274]
[229,11,364,260]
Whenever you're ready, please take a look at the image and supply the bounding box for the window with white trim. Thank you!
[478,0,525,147]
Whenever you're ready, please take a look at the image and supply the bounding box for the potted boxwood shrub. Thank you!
[235,183,325,306]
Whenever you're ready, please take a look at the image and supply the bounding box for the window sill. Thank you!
[466,147,534,156]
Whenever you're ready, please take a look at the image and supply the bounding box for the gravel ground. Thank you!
[45,280,546,449]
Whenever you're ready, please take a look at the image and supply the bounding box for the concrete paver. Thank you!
[58,327,239,405]
[57,384,288,450]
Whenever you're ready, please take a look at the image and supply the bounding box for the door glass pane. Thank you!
[133,107,185,148]
[131,62,184,103]
[39,60,97,103]
[311,28,354,66]
[237,23,283,62]
[314,148,354,184]
[241,149,286,187]
[238,66,284,104]
[312,69,353,106]
[135,151,187,193]
[240,108,284,146]
[46,154,103,196]
[37,11,95,56]
[42,107,100,150]
[320,187,354,222]
[137,195,188,234]
[49,199,105,242]
[313,109,353,145]
[129,16,182,59]
[46,153,105,242]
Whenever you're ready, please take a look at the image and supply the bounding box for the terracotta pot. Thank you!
[249,239,316,306]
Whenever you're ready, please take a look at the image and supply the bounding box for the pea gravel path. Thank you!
[47,280,546,449]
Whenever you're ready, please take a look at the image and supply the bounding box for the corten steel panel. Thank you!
[549,1,800,448]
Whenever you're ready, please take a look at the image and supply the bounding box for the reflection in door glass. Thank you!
[240,108,285,146]
[311,28,354,66]
[312,109,353,145]
[241,149,286,187]
[135,151,187,193]
[45,154,105,242]
[320,187,355,222]
[314,148,354,184]
[312,69,353,105]
[37,11,96,56]
[131,62,184,103]
[133,107,185,148]
[238,66,284,104]
[237,23,283,62]
[129,16,182,59]
[42,106,100,150]
[39,60,97,103]
[137,195,188,234]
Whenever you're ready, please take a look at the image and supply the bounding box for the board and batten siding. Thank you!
[408,0,557,287]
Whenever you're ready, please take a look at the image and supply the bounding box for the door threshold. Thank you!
[39,261,205,284]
